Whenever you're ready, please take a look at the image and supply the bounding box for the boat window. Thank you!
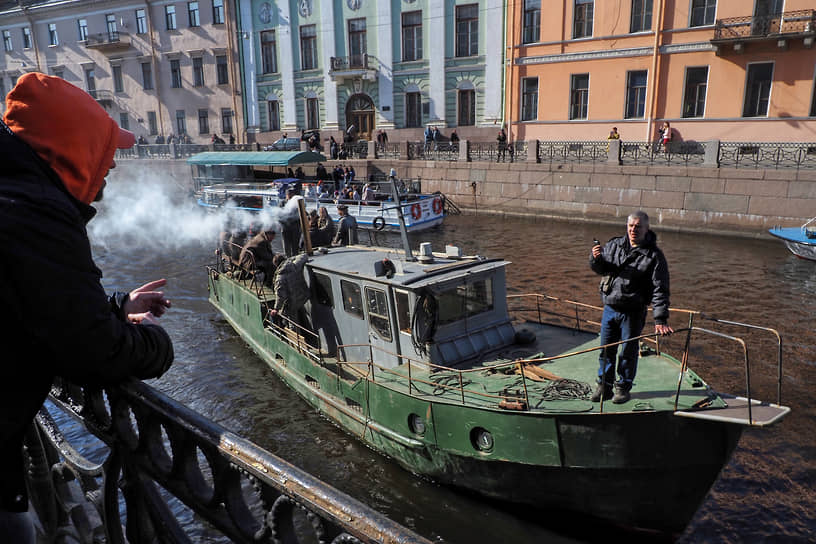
[437,278,493,325]
[365,287,392,341]
[312,272,333,307]
[395,291,412,334]
[341,279,364,319]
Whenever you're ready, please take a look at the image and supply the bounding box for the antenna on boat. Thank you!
[388,169,415,261]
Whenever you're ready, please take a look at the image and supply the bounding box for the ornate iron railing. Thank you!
[329,54,376,72]
[376,142,401,159]
[406,141,459,161]
[620,140,707,166]
[26,378,431,544]
[718,142,816,169]
[469,141,500,162]
[713,9,816,40]
[538,141,608,164]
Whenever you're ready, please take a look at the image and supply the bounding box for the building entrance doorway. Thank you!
[345,94,374,141]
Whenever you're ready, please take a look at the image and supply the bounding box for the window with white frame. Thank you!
[192,56,204,86]
[213,0,224,24]
[48,23,58,46]
[85,68,96,94]
[142,61,154,90]
[523,0,541,44]
[216,55,229,84]
[171,59,182,88]
[188,2,200,27]
[573,0,593,39]
[136,9,147,34]
[2,30,11,52]
[301,25,318,70]
[113,64,124,93]
[221,108,233,134]
[176,110,186,135]
[348,19,366,67]
[22,27,31,49]
[77,19,88,41]
[521,77,539,121]
[743,62,773,117]
[690,0,716,27]
[630,0,652,33]
[624,70,648,118]
[569,74,589,120]
[455,4,478,57]
[198,109,209,134]
[106,14,117,38]
[166,5,177,30]
[119,113,129,131]
[682,66,708,118]
[402,11,422,61]
[261,30,277,73]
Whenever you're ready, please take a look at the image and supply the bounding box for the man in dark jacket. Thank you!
[589,210,672,404]
[0,73,174,541]
[332,204,359,246]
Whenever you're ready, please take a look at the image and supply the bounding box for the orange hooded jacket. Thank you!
[3,72,135,204]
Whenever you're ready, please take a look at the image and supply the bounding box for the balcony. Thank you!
[88,89,114,107]
[84,31,131,53]
[712,9,816,53]
[329,54,377,82]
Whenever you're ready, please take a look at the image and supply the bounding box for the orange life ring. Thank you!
[410,203,422,220]
[432,197,443,215]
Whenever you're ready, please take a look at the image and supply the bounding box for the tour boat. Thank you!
[769,217,816,260]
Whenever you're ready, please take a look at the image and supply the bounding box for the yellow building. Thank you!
[506,0,816,143]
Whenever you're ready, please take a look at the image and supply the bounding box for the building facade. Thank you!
[506,0,816,143]
[0,0,243,143]
[236,0,505,144]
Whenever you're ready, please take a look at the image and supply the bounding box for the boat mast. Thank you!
[388,170,414,261]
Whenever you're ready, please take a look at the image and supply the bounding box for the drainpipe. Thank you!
[501,0,509,137]
[224,0,242,142]
[646,0,665,141]
[145,0,165,138]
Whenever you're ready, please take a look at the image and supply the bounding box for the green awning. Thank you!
[187,151,326,166]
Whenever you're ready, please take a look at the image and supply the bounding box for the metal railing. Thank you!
[538,140,608,164]
[718,142,816,169]
[620,140,707,166]
[26,378,430,544]
[407,141,459,161]
[330,54,376,71]
[713,9,816,40]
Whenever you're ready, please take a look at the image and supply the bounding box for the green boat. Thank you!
[207,205,789,535]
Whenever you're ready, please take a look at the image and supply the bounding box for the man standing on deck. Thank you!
[332,204,358,246]
[0,73,174,541]
[589,211,673,404]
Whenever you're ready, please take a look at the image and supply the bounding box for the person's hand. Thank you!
[655,323,673,336]
[129,311,160,326]
[124,279,171,319]
[592,244,602,258]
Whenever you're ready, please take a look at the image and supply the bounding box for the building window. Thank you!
[569,74,589,120]
[402,11,422,61]
[221,108,233,135]
[176,110,186,135]
[301,25,318,70]
[261,30,277,73]
[171,59,182,88]
[405,92,422,128]
[78,19,88,41]
[682,66,708,118]
[166,5,177,30]
[348,19,366,68]
[22,27,31,49]
[52,68,64,79]
[573,0,594,39]
[113,65,124,93]
[198,109,209,134]
[141,62,154,90]
[306,97,319,129]
[455,4,478,57]
[458,89,475,126]
[522,0,541,44]
[630,0,652,33]
[267,100,280,131]
[216,55,229,84]
[743,62,773,117]
[521,78,539,121]
[212,0,224,24]
[192,57,204,86]
[188,2,200,27]
[85,68,96,95]
[147,111,158,135]
[624,70,648,118]
[136,9,147,34]
[119,113,129,131]
[2,30,11,52]
[106,14,117,39]
[48,23,58,46]
[690,0,716,28]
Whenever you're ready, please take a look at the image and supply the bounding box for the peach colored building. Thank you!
[505,0,816,143]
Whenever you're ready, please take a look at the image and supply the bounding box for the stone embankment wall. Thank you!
[114,158,814,237]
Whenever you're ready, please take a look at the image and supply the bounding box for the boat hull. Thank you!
[769,227,816,260]
[208,272,743,534]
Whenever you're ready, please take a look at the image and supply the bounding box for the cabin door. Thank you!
[364,285,401,368]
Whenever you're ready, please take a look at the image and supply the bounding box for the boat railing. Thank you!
[262,310,324,364]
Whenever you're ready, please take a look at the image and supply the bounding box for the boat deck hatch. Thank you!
[674,395,789,427]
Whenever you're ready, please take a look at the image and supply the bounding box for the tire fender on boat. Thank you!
[410,203,422,220]
[432,196,443,215]
[372,216,386,230]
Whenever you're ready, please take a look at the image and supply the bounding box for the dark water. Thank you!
[89,212,815,543]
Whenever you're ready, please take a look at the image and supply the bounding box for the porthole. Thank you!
[408,413,425,436]
[470,427,493,453]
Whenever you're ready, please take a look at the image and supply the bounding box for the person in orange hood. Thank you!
[0,73,174,541]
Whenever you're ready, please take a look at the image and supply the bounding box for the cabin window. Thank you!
[395,291,412,334]
[365,288,392,341]
[312,272,333,307]
[437,278,493,325]
[341,280,364,319]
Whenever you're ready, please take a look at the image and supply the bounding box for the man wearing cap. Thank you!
[0,73,174,541]
[333,204,359,246]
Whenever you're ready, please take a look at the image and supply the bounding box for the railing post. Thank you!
[459,139,469,162]
[535,139,542,163]
[367,140,376,158]
[399,140,410,160]
[607,139,622,165]
[703,139,720,167]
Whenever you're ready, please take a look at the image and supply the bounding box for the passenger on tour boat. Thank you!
[333,204,359,246]
[238,229,278,283]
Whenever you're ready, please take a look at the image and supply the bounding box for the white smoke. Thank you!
[88,173,295,250]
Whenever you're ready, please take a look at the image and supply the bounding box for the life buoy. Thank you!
[372,216,386,230]
[410,203,422,220]
[432,197,443,215]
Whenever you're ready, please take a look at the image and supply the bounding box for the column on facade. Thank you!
[278,0,297,131]
[482,0,503,126]
[238,0,259,133]
[428,0,445,125]
[320,1,339,131]
[375,0,395,129]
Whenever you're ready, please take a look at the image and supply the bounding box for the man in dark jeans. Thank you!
[589,211,673,404]
[0,73,174,542]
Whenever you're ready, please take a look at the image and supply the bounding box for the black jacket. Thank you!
[0,124,173,512]
[589,231,670,324]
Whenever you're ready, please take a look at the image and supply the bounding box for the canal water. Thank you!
[83,179,815,543]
